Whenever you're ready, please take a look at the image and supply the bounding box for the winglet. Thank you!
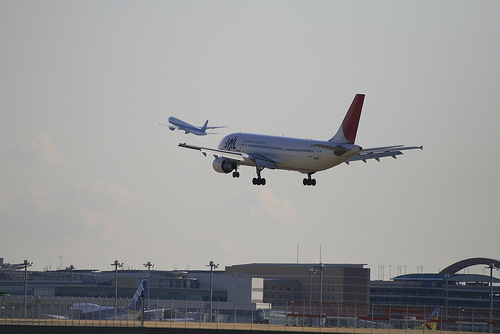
[329,94,365,144]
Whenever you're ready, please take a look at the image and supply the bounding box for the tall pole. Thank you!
[309,268,314,316]
[207,260,219,322]
[23,260,32,319]
[445,274,449,320]
[111,260,123,319]
[489,263,494,334]
[67,265,75,286]
[317,263,325,328]
[143,261,154,310]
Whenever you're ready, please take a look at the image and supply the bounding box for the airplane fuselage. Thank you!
[218,133,361,174]
[168,116,207,136]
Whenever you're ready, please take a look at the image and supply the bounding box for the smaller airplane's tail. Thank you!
[201,120,209,132]
[415,308,440,330]
[329,94,365,144]
[127,279,147,311]
[425,308,440,330]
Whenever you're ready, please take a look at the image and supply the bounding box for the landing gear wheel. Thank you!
[253,166,266,186]
[253,177,266,185]
[232,171,240,178]
[303,173,317,186]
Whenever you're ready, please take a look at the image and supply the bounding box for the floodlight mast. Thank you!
[487,263,498,334]
[144,261,155,310]
[316,263,326,328]
[308,267,316,316]
[111,260,123,319]
[66,265,75,286]
[23,260,32,318]
[206,260,219,322]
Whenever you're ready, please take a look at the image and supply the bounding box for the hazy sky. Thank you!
[1,1,499,280]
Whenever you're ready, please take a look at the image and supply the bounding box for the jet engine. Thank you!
[212,157,236,174]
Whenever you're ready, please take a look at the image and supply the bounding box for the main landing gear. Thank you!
[232,167,240,178]
[303,173,316,186]
[252,166,266,186]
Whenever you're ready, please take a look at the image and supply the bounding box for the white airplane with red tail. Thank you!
[179,94,422,186]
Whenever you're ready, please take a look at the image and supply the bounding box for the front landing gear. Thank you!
[252,166,266,186]
[303,173,316,186]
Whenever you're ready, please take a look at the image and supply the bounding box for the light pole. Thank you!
[445,274,449,319]
[309,268,314,316]
[23,260,32,318]
[143,261,154,310]
[111,260,123,319]
[317,263,326,328]
[206,260,219,322]
[66,265,75,286]
[487,263,498,334]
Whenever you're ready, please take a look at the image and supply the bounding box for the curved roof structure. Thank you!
[439,257,500,275]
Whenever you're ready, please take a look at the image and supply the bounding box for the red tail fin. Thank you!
[329,94,365,144]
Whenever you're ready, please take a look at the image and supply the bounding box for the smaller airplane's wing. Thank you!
[179,143,248,161]
[346,145,423,164]
[206,126,228,130]
[158,123,178,131]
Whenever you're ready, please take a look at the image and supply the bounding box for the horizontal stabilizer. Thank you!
[347,145,423,164]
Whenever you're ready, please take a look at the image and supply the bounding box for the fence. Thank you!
[1,296,499,333]
[287,302,500,333]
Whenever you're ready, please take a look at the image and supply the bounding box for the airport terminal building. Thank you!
[371,258,500,310]
[225,263,371,307]
[0,267,263,303]
[1,258,498,311]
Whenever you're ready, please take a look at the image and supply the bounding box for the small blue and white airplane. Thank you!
[69,279,147,320]
[161,116,226,136]
[178,94,422,186]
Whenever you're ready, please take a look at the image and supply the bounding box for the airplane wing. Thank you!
[158,123,179,131]
[248,153,278,169]
[178,143,278,169]
[179,143,248,161]
[205,126,227,129]
[346,145,423,164]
